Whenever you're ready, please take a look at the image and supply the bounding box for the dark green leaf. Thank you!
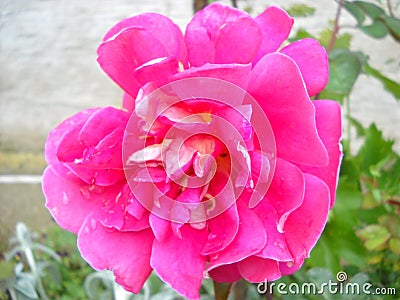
[359,20,388,38]
[383,15,400,42]
[364,63,400,100]
[354,1,385,19]
[344,1,366,24]
[325,49,362,96]
[357,124,394,172]
[348,116,365,137]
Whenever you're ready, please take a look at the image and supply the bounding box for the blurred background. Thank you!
[0,0,399,299]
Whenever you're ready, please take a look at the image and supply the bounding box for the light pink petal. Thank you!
[78,217,153,293]
[283,174,330,263]
[185,3,261,66]
[97,27,166,97]
[238,257,281,282]
[172,63,252,91]
[151,225,208,300]
[208,264,241,283]
[280,38,329,97]
[296,100,342,208]
[202,202,239,255]
[208,200,266,270]
[254,6,294,63]
[42,167,117,234]
[103,13,187,64]
[248,53,328,166]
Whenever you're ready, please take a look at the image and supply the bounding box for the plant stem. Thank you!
[213,281,232,300]
[328,0,345,53]
[231,0,238,8]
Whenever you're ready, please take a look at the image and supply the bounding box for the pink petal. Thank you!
[266,158,305,232]
[280,38,329,97]
[279,258,305,276]
[151,225,208,300]
[208,264,242,283]
[94,187,150,232]
[254,6,294,63]
[283,174,330,263]
[185,3,261,66]
[238,257,281,282]
[248,53,328,166]
[201,202,239,255]
[103,13,187,64]
[133,56,180,88]
[45,108,97,177]
[208,200,266,270]
[296,100,342,208]
[42,167,118,234]
[78,107,129,147]
[97,27,166,97]
[122,93,135,113]
[172,63,252,91]
[149,213,170,241]
[252,200,292,262]
[78,217,154,293]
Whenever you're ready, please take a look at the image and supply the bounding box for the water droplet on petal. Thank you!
[90,219,97,230]
[80,187,91,200]
[62,192,69,205]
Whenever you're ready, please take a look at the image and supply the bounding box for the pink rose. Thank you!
[43,3,342,300]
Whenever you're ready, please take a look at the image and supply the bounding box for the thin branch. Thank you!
[387,0,394,17]
[328,0,345,53]
[193,0,209,13]
[231,0,238,8]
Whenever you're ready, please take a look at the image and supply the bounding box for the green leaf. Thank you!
[356,224,391,251]
[14,278,38,299]
[319,29,352,50]
[325,49,363,96]
[285,4,316,17]
[289,28,316,42]
[388,238,400,255]
[344,1,366,24]
[348,116,365,137]
[364,63,400,101]
[359,20,388,38]
[0,261,14,280]
[383,15,400,41]
[354,1,385,19]
[357,124,395,173]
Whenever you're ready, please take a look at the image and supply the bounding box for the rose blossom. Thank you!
[42,3,342,300]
